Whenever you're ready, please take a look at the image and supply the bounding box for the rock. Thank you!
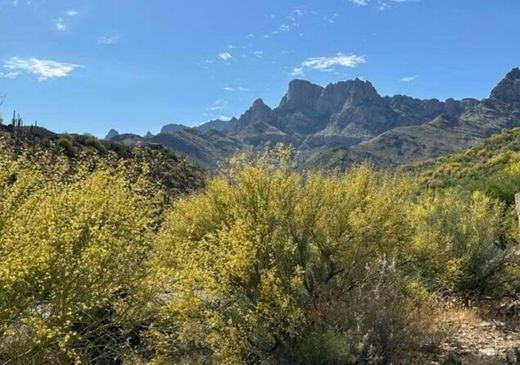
[479,348,498,357]
[160,123,188,135]
[477,321,492,328]
[104,128,119,140]
[279,79,323,110]
[491,67,520,103]
[493,320,506,328]
[505,347,517,364]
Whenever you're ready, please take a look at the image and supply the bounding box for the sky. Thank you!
[0,0,519,137]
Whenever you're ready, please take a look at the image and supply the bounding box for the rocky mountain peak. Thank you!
[279,79,324,110]
[236,98,275,131]
[252,98,268,109]
[161,123,188,135]
[341,79,381,109]
[490,67,520,103]
[104,129,119,140]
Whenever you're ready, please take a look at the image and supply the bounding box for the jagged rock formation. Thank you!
[104,129,119,140]
[310,68,520,169]
[106,68,520,170]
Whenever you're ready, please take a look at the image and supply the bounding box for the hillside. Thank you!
[403,126,520,202]
[0,123,205,197]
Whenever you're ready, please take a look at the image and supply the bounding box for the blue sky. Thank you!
[0,0,519,137]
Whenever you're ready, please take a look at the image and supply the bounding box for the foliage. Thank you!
[406,127,520,198]
[146,148,424,363]
[0,138,519,364]
[410,189,517,298]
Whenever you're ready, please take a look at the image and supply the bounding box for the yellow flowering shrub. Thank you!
[147,148,414,363]
[0,151,153,363]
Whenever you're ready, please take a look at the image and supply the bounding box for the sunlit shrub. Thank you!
[411,189,516,298]
[147,147,418,363]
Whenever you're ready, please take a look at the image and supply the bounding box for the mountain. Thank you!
[308,68,520,170]
[106,68,520,170]
[110,127,243,170]
[104,128,119,140]
[161,123,189,134]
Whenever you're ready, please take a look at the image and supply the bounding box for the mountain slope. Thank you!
[403,126,520,192]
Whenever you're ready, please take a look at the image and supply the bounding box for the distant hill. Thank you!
[0,123,205,197]
[105,68,520,170]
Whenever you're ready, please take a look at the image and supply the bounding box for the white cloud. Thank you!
[292,53,366,75]
[291,67,304,76]
[254,50,263,58]
[0,71,20,79]
[223,85,249,92]
[66,10,78,16]
[208,99,227,111]
[400,75,418,82]
[98,34,120,45]
[349,0,369,5]
[4,57,83,81]
[263,8,304,39]
[324,13,340,24]
[55,19,66,31]
[217,115,232,121]
[348,0,418,9]
[218,52,233,61]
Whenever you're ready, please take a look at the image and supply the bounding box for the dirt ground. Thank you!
[409,300,520,364]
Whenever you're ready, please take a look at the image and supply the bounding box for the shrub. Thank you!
[0,155,153,363]
[146,148,419,364]
[411,189,517,298]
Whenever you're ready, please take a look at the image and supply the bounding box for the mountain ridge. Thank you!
[106,68,520,170]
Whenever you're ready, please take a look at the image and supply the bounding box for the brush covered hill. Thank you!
[0,123,205,197]
[405,126,520,202]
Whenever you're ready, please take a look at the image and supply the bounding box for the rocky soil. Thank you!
[413,301,520,364]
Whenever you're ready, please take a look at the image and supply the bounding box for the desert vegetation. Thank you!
[1,128,519,364]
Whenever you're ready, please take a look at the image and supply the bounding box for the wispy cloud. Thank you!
[66,9,78,16]
[223,85,249,92]
[349,0,369,5]
[216,115,232,121]
[348,0,418,10]
[324,13,340,24]
[3,57,83,81]
[0,71,20,79]
[55,18,66,31]
[98,34,120,45]
[208,99,227,111]
[218,52,233,61]
[400,75,418,82]
[263,8,304,39]
[292,53,366,76]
